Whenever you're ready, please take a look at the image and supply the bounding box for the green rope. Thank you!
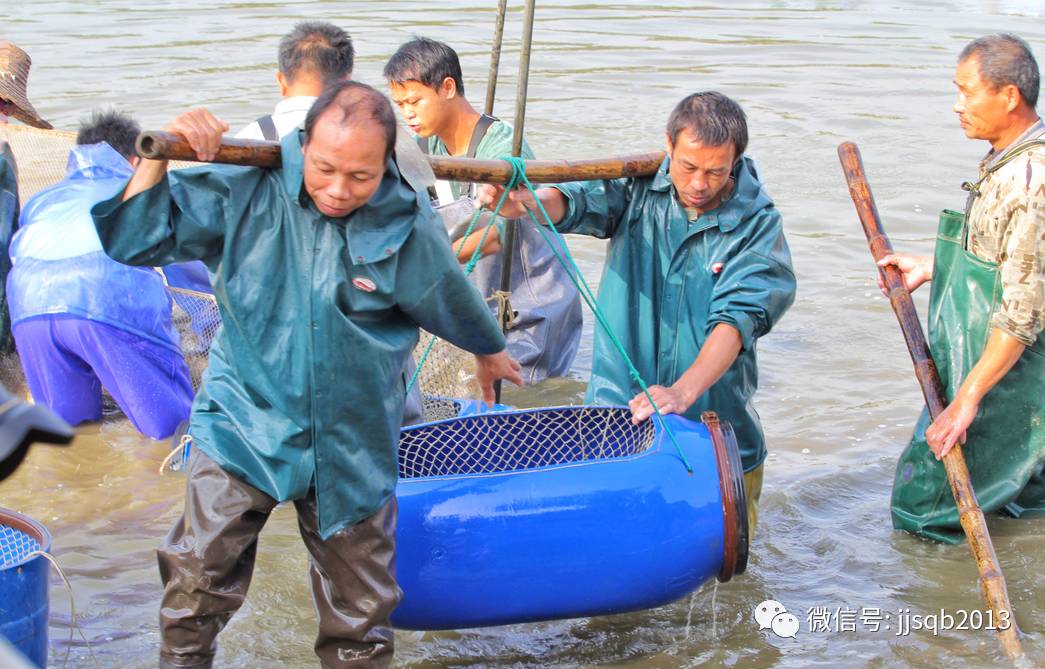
[405,171,521,395]
[501,155,694,474]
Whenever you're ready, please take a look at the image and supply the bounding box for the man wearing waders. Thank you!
[92,81,522,668]
[881,34,1044,543]
[385,38,582,385]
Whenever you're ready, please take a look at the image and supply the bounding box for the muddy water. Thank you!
[1,1,1043,667]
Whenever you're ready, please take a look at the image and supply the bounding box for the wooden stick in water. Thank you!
[837,141,1026,664]
[136,130,665,183]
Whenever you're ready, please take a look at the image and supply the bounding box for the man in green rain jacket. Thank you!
[881,34,1044,544]
[92,81,521,669]
[479,92,796,533]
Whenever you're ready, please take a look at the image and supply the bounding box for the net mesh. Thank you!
[0,522,42,569]
[3,124,481,413]
[399,406,656,479]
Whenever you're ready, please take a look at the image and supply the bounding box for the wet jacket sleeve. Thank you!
[708,209,797,350]
[551,178,633,239]
[397,215,507,355]
[91,165,261,269]
[990,158,1044,346]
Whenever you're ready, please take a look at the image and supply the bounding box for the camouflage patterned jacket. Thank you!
[964,120,1045,346]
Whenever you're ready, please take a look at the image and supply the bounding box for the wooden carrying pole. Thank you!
[136,131,665,183]
[837,141,1025,663]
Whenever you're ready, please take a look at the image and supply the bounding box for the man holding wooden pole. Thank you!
[881,33,1044,544]
[91,81,521,668]
[478,92,797,534]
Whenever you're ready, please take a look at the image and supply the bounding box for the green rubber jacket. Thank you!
[553,156,796,471]
[92,130,507,538]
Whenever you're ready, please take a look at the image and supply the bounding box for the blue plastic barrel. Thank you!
[0,509,51,668]
[392,406,748,630]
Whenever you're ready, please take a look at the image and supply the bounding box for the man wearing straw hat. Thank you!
[0,42,52,129]
[0,41,52,359]
[92,80,521,668]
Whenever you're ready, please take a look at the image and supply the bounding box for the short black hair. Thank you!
[279,21,354,84]
[304,80,396,162]
[666,92,748,159]
[960,33,1040,108]
[75,109,140,161]
[383,37,465,97]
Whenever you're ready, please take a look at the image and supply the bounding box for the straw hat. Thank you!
[0,42,52,129]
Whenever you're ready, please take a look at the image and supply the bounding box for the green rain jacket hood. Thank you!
[92,130,506,538]
[554,155,796,471]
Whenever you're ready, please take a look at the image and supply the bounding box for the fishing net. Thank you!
[399,406,656,478]
[167,285,221,390]
[0,514,44,569]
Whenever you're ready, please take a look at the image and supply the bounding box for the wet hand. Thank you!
[628,384,693,425]
[925,397,977,459]
[475,351,524,406]
[165,108,229,162]
[876,253,933,297]
[474,184,536,219]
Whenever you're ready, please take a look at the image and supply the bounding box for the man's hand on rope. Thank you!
[474,350,523,406]
[475,184,536,218]
[475,184,569,224]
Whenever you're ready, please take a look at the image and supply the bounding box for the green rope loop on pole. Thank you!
[500,155,694,474]
[405,166,523,395]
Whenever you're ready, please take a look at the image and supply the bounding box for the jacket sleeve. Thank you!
[397,213,507,355]
[707,209,797,350]
[550,178,632,239]
[91,164,261,269]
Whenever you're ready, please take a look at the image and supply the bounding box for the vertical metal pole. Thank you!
[494,0,536,402]
[484,0,509,117]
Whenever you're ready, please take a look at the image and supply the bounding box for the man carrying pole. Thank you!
[881,33,1044,544]
[92,80,521,668]
[478,92,797,533]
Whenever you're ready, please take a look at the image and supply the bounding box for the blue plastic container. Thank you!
[0,509,51,668]
[392,406,748,630]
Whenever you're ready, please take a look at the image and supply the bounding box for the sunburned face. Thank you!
[953,56,1017,144]
[667,128,737,212]
[388,79,449,138]
[302,114,387,218]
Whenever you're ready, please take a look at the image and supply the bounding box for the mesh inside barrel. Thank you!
[0,523,41,569]
[399,406,657,479]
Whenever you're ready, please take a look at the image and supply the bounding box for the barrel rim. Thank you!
[0,507,52,570]
[702,411,749,582]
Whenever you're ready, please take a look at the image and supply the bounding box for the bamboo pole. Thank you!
[484,0,509,117]
[494,0,538,402]
[136,130,665,183]
[837,141,1026,664]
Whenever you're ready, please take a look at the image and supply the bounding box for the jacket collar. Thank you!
[280,129,421,265]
